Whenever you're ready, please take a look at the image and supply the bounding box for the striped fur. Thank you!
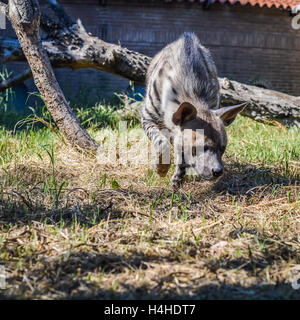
[142,32,245,189]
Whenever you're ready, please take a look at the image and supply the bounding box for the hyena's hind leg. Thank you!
[142,115,171,177]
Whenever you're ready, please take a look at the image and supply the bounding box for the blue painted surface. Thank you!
[0,83,28,112]
[127,83,145,102]
[0,83,42,112]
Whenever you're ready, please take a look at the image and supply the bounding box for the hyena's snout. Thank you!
[202,155,224,180]
[212,165,223,178]
[202,164,223,180]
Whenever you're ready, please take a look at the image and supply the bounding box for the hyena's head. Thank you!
[172,102,247,180]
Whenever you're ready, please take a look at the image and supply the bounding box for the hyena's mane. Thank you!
[179,32,220,109]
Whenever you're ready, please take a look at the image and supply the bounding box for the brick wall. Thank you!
[1,0,300,104]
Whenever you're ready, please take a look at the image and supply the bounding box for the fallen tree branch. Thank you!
[219,78,300,127]
[0,23,150,81]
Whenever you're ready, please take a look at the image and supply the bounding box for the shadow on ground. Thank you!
[0,160,299,227]
[1,249,299,300]
[0,160,299,299]
[213,161,299,196]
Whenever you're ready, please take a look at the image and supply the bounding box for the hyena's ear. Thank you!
[213,102,248,126]
[172,102,197,126]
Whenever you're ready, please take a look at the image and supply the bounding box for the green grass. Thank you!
[0,127,55,165]
[227,117,299,168]
[0,108,299,300]
[1,110,298,178]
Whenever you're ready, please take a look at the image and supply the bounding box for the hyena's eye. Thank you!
[192,146,196,156]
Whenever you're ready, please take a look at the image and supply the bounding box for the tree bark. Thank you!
[219,78,300,127]
[4,0,98,152]
[0,0,299,127]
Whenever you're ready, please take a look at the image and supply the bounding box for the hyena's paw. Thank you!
[152,139,171,177]
[152,163,171,177]
[170,176,184,191]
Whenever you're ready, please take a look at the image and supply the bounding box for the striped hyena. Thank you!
[142,32,247,189]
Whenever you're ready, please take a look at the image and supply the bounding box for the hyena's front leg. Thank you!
[170,163,187,190]
[142,117,171,177]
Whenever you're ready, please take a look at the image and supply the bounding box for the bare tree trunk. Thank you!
[0,0,299,127]
[219,78,300,127]
[4,0,98,153]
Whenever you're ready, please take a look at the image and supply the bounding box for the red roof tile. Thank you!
[165,0,300,11]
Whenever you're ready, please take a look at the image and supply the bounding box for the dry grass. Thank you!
[0,116,299,300]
